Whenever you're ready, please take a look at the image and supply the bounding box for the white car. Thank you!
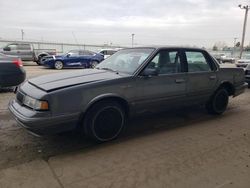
[236,54,250,69]
[98,49,118,59]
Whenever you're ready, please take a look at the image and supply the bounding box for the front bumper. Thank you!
[8,99,80,136]
[234,82,248,97]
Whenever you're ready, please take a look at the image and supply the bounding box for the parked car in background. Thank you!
[236,54,250,69]
[0,42,56,64]
[98,49,118,59]
[0,53,26,88]
[212,53,235,63]
[40,50,104,69]
[244,64,250,88]
[9,47,247,142]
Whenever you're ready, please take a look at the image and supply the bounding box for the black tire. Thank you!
[206,88,229,115]
[90,60,99,68]
[83,100,126,142]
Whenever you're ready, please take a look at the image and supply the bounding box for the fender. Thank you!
[37,52,50,58]
[82,93,129,114]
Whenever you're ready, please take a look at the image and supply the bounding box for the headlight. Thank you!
[23,95,49,110]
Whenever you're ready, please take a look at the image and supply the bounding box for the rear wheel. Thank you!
[90,61,99,68]
[83,101,126,142]
[206,88,229,115]
[54,61,63,70]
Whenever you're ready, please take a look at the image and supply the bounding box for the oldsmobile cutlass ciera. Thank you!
[9,47,247,142]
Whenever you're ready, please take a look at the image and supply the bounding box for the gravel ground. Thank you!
[0,61,249,181]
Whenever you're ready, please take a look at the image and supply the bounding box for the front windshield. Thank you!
[96,48,155,74]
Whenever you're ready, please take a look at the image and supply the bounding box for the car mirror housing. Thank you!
[141,68,158,77]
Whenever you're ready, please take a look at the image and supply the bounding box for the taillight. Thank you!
[13,59,23,67]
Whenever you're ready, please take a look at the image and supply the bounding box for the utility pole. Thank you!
[131,33,135,47]
[21,29,24,40]
[238,4,250,58]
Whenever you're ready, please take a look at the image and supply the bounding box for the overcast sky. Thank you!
[0,0,249,47]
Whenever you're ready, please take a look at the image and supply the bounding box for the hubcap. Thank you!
[91,61,98,68]
[92,107,124,141]
[55,61,63,69]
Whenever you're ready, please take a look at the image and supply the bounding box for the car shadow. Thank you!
[37,105,217,161]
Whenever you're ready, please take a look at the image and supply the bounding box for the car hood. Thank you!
[28,69,123,92]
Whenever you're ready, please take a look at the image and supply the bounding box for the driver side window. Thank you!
[146,50,181,75]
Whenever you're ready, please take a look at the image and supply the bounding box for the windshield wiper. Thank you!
[97,67,119,74]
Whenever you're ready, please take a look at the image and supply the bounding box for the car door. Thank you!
[66,50,81,67]
[134,49,187,113]
[185,50,218,103]
[17,44,33,61]
[80,51,94,67]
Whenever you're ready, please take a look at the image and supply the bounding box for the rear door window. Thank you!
[185,51,211,72]
[17,44,31,50]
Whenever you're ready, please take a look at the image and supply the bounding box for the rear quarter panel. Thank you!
[217,67,245,87]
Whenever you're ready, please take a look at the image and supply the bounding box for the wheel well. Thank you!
[77,97,129,129]
[219,82,235,96]
[95,97,128,115]
[38,54,48,58]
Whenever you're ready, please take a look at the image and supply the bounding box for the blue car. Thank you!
[41,50,104,69]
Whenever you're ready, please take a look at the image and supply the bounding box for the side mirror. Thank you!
[141,68,158,77]
[66,54,70,57]
[3,47,11,51]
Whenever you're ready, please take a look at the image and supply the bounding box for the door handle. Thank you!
[209,75,216,80]
[175,79,185,83]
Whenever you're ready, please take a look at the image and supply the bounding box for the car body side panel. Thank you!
[133,73,187,113]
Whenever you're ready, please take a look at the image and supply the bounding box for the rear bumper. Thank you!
[0,69,26,87]
[8,99,80,136]
[234,82,248,97]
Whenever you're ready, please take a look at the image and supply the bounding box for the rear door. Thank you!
[17,43,33,61]
[134,49,187,113]
[185,50,218,103]
[66,50,81,67]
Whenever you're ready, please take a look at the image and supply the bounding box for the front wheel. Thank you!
[54,61,63,70]
[206,88,229,115]
[83,101,126,142]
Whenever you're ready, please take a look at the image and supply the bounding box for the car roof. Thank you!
[123,46,207,51]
